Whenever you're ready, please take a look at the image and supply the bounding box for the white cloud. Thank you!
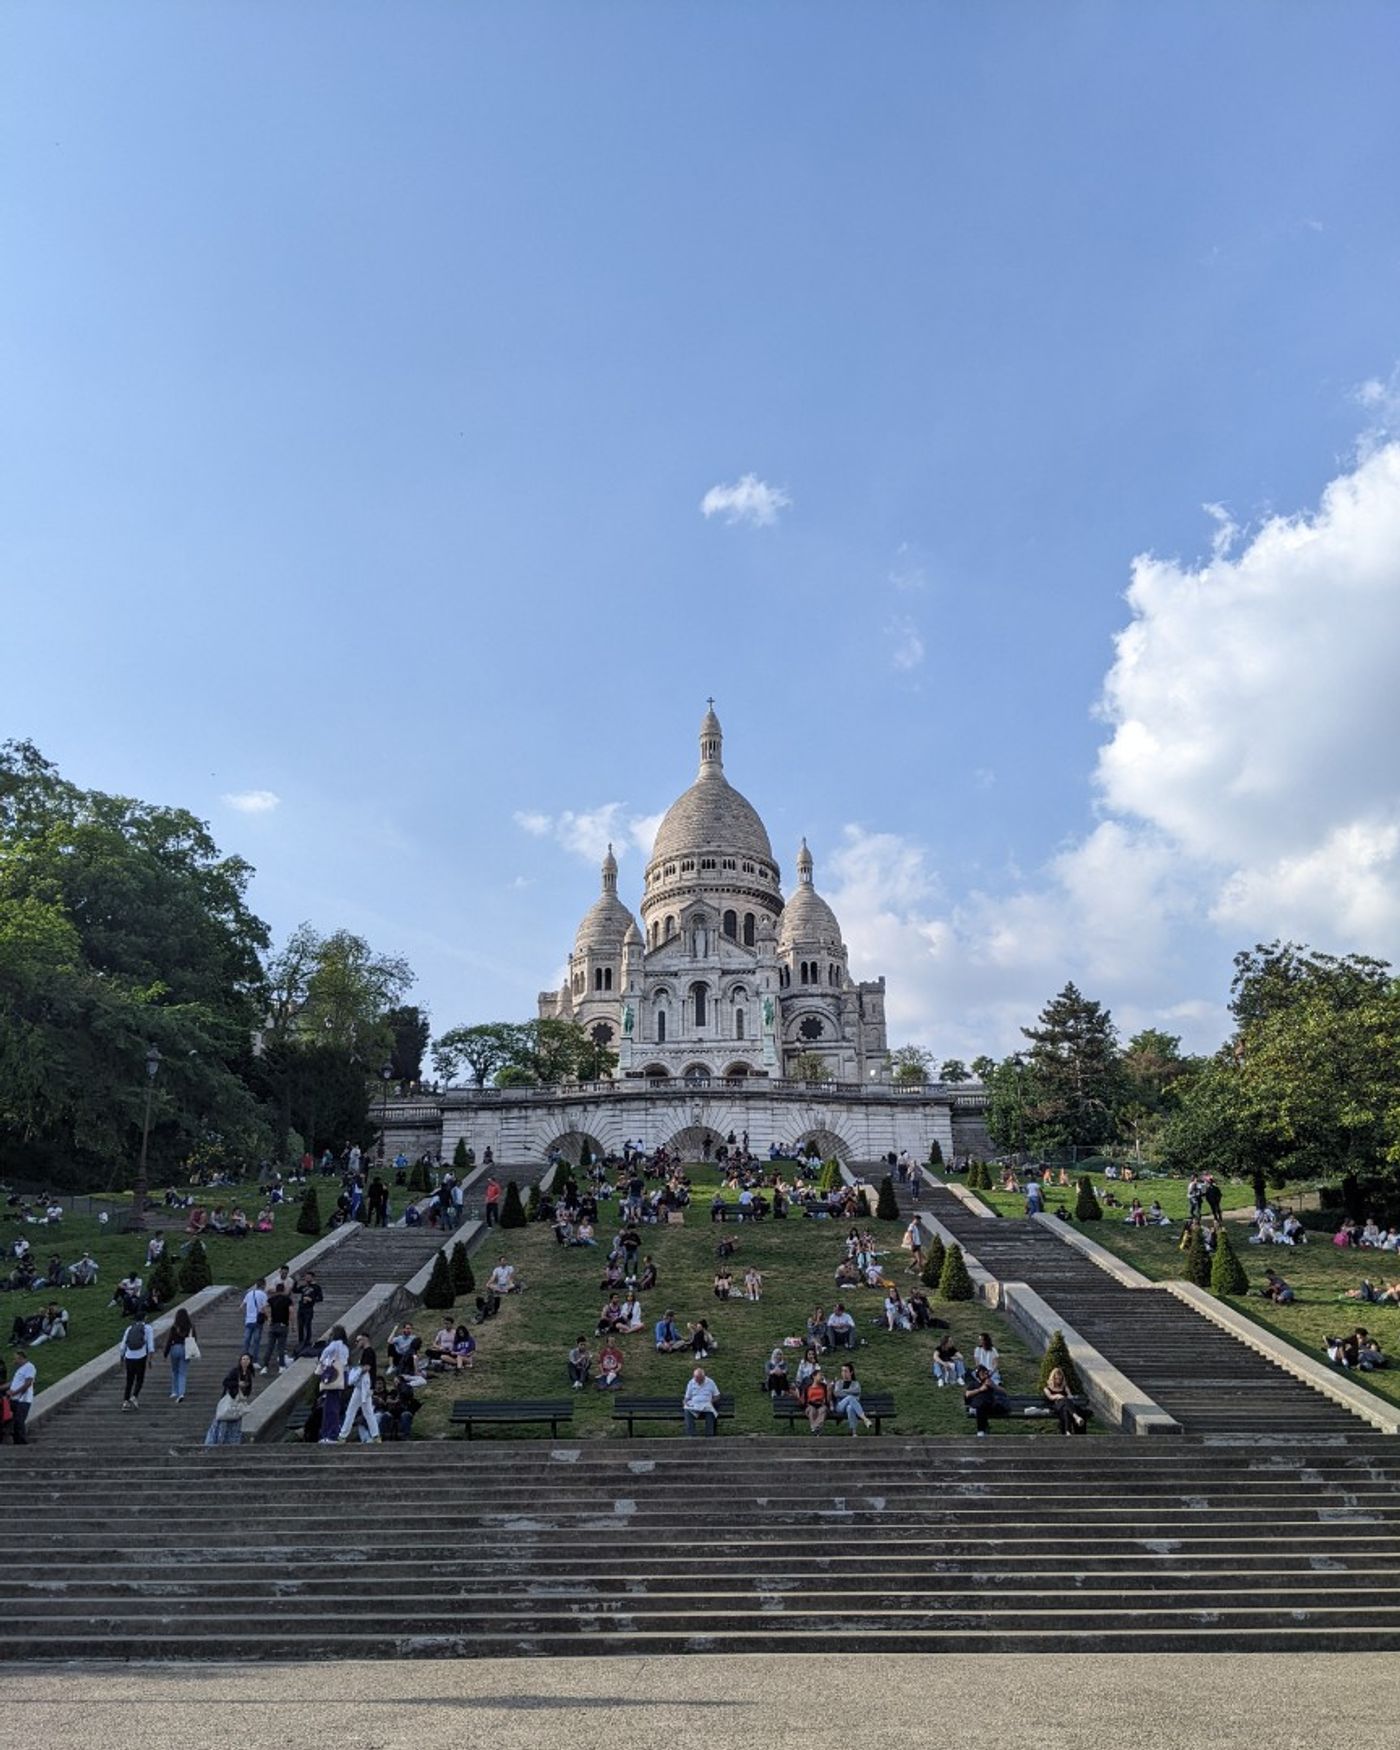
[222,789,280,814]
[887,615,925,671]
[629,811,665,858]
[700,473,791,527]
[514,803,662,866]
[513,810,552,837]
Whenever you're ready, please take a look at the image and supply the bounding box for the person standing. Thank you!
[483,1177,501,1228]
[337,1335,380,1443]
[294,1269,323,1356]
[7,1348,36,1444]
[683,1365,722,1436]
[120,1313,155,1409]
[164,1306,197,1403]
[1203,1175,1224,1223]
[317,1325,350,1445]
[264,1279,293,1373]
[241,1279,269,1369]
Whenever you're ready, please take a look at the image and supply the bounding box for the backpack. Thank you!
[125,1323,145,1353]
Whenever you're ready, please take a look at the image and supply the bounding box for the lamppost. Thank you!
[1010,1052,1026,1163]
[130,1043,161,1233]
[379,1064,394,1164]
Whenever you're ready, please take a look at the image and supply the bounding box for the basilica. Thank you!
[539,705,890,1085]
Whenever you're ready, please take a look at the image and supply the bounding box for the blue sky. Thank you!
[6,3,1400,1059]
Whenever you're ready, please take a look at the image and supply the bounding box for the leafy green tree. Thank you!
[876,1175,900,1221]
[1074,1176,1102,1221]
[433,1022,521,1090]
[449,1242,475,1295]
[789,1050,829,1083]
[890,1045,933,1086]
[1185,1225,1212,1287]
[939,1059,970,1084]
[920,1233,946,1289]
[422,1250,455,1310]
[937,1241,974,1301]
[1038,1330,1083,1397]
[970,1055,996,1082]
[1019,983,1123,1151]
[498,1180,527,1228]
[385,1005,430,1083]
[178,1239,212,1294]
[1210,1225,1249,1295]
[495,1064,536,1088]
[296,1187,322,1236]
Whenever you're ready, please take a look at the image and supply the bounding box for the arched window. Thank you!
[723,910,737,939]
[691,982,708,1027]
[734,1007,745,1039]
[656,1008,667,1044]
[799,962,809,986]
[594,968,603,991]
[665,916,676,941]
[604,967,613,991]
[743,912,755,946]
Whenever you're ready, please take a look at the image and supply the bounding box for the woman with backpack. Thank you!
[119,1313,155,1410]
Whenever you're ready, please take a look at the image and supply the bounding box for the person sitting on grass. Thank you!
[574,1218,597,1246]
[1125,1198,1146,1227]
[617,1290,644,1333]
[69,1252,99,1288]
[806,1305,832,1352]
[931,1336,965,1386]
[715,1233,739,1261]
[1043,1366,1088,1435]
[826,1304,857,1350]
[713,1267,733,1301]
[567,1335,592,1388]
[833,1361,873,1436]
[386,1323,422,1376]
[227,1209,250,1238]
[1260,1268,1295,1305]
[474,1287,501,1322]
[972,1333,1002,1384]
[1147,1201,1170,1226]
[595,1295,626,1335]
[451,1325,476,1369]
[1357,1330,1387,1370]
[883,1287,912,1332]
[638,1256,658,1292]
[595,1339,624,1390]
[654,1310,685,1353]
[185,1207,208,1235]
[908,1290,939,1331]
[764,1347,791,1397]
[833,1257,860,1289]
[429,1323,458,1369]
[688,1318,717,1359]
[743,1265,764,1303]
[486,1258,521,1295]
[802,1366,831,1433]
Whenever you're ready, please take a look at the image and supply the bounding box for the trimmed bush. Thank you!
[452,1137,469,1173]
[407,1159,430,1194]
[449,1242,475,1296]
[920,1233,946,1289]
[1210,1225,1249,1296]
[927,1139,944,1167]
[937,1241,974,1301]
[498,1180,527,1229]
[1185,1225,1212,1287]
[876,1175,900,1222]
[1038,1329,1084,1398]
[422,1249,455,1310]
[296,1186,321,1236]
[178,1239,212,1294]
[147,1251,176,1306]
[1074,1176,1103,1222]
[579,1142,592,1168]
[855,1189,872,1219]
[525,1184,541,1222]
[818,1159,843,1193]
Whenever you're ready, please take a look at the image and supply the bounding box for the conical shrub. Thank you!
[450,1242,475,1296]
[407,1159,430,1194]
[920,1232,946,1289]
[177,1239,212,1294]
[927,1139,944,1167]
[498,1180,527,1229]
[452,1137,469,1172]
[819,1159,843,1193]
[1185,1225,1212,1287]
[296,1186,321,1236]
[937,1241,974,1301]
[525,1185,541,1222]
[1210,1225,1249,1296]
[422,1249,455,1310]
[1074,1176,1102,1222]
[1038,1329,1084,1397]
[147,1251,176,1305]
[876,1176,900,1221]
[856,1189,872,1219]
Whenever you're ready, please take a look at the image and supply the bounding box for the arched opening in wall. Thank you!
[604,967,613,991]
[723,910,737,939]
[665,916,676,941]
[797,1128,852,1163]
[655,1009,667,1044]
[743,912,756,947]
[734,1007,745,1039]
[544,1129,610,1168]
[663,1124,723,1163]
[690,982,708,1027]
[681,1062,713,1084]
[723,1061,753,1079]
[593,968,603,991]
[642,1063,670,1079]
[799,963,809,986]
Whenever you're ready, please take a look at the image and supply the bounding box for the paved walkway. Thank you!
[19,1655,1400,1750]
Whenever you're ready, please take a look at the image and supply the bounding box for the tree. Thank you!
[921,1233,946,1289]
[1074,1176,1102,1221]
[296,1186,322,1235]
[939,1059,970,1085]
[1185,1225,1212,1287]
[1210,1225,1249,1296]
[927,1139,944,1167]
[450,1242,475,1295]
[178,1239,212,1294]
[1019,983,1123,1151]
[790,1051,829,1083]
[876,1175,900,1221]
[937,1241,974,1301]
[970,1055,996,1082]
[385,1005,430,1083]
[498,1180,527,1228]
[433,1022,521,1090]
[890,1045,933,1086]
[422,1250,454,1310]
[1038,1330,1084,1397]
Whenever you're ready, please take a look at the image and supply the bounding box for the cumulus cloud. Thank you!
[513,811,551,837]
[222,789,280,814]
[887,615,925,672]
[700,474,791,527]
[514,803,662,865]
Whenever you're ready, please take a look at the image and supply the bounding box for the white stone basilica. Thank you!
[539,705,890,1085]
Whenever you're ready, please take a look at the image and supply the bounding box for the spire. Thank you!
[796,836,814,885]
[601,843,618,894]
[698,698,723,775]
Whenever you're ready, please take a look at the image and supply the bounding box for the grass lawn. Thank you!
[961,1169,1258,1224]
[411,1166,1055,1441]
[3,1183,317,1390]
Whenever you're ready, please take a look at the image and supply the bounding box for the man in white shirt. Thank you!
[826,1305,857,1350]
[486,1259,519,1295]
[120,1317,155,1409]
[683,1367,722,1436]
[242,1279,269,1368]
[8,1348,36,1444]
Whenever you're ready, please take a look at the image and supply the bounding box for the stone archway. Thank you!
[542,1129,610,1168]
[680,1062,714,1085]
[793,1127,853,1163]
[662,1124,725,1163]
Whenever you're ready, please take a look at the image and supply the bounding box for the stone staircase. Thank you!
[913,1181,1368,1437]
[34,1225,445,1449]
[5,1437,1400,1656]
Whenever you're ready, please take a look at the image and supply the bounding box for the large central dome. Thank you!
[648,704,774,865]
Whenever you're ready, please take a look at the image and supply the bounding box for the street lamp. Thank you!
[379,1064,394,1163]
[130,1043,161,1232]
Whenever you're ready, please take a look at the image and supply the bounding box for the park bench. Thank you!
[450,1398,575,1439]
[612,1393,736,1435]
[772,1391,897,1434]
[966,1393,1092,1423]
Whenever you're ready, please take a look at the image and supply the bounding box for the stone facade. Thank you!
[539,706,889,1085]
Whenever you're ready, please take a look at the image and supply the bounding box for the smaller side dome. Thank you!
[777,838,843,951]
[574,845,638,951]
